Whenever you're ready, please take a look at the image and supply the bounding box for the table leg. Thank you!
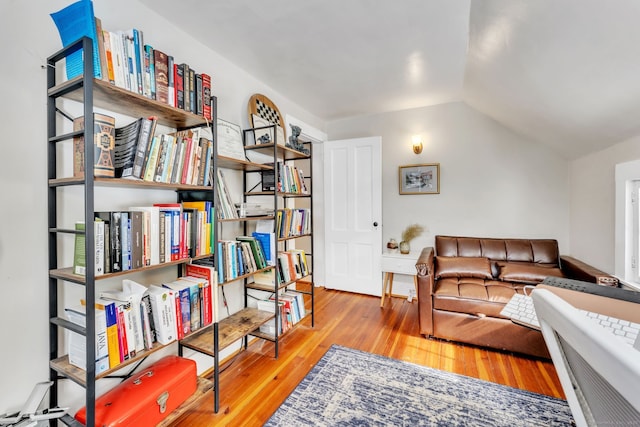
[380,272,394,307]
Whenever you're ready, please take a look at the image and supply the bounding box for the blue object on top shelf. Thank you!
[50,0,101,80]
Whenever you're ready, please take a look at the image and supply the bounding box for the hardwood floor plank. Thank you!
[170,287,564,426]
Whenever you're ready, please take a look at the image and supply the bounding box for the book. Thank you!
[162,280,192,338]
[156,203,183,259]
[143,136,161,181]
[101,280,147,354]
[65,303,109,374]
[101,30,115,84]
[131,116,157,179]
[113,118,141,178]
[120,211,131,271]
[182,63,190,112]
[129,205,160,266]
[128,210,143,269]
[185,263,217,325]
[50,0,101,80]
[175,64,185,110]
[140,294,156,348]
[188,68,196,114]
[132,29,144,94]
[144,44,156,99]
[167,55,175,107]
[94,218,105,276]
[146,285,177,345]
[73,221,86,275]
[154,49,169,104]
[195,73,203,116]
[72,113,116,178]
[201,73,212,121]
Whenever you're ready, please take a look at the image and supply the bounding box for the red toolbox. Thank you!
[75,355,197,427]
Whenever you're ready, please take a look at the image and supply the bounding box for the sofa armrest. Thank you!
[416,246,434,276]
[560,255,619,287]
[416,247,435,336]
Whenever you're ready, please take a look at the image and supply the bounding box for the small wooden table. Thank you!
[380,250,420,307]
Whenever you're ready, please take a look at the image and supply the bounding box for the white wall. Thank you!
[569,134,640,272]
[0,0,323,413]
[326,102,571,295]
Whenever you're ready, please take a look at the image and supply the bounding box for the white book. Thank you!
[146,285,177,344]
[65,304,109,374]
[129,206,160,266]
[94,218,105,276]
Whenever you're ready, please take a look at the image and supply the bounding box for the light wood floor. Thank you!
[172,286,564,427]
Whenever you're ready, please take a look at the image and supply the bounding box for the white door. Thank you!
[324,136,382,295]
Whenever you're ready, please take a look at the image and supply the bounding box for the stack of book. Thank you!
[276,208,312,239]
[276,162,309,194]
[96,24,213,119]
[256,291,306,336]
[65,265,216,373]
[74,202,215,276]
[216,236,269,283]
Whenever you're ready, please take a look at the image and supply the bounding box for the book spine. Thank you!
[196,73,203,116]
[103,30,116,85]
[154,49,169,104]
[167,55,175,107]
[182,63,190,112]
[132,29,144,95]
[175,64,184,110]
[145,45,156,100]
[201,73,212,121]
[104,303,120,368]
[188,68,196,113]
[94,219,105,276]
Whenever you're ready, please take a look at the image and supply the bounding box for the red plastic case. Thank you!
[75,355,197,427]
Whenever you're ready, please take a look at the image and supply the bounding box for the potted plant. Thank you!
[399,224,424,254]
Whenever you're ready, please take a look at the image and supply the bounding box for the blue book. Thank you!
[132,29,144,94]
[252,232,275,265]
[50,0,101,80]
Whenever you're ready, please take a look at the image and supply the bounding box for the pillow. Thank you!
[435,257,492,279]
[498,263,564,284]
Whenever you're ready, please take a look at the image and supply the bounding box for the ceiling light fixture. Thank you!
[412,135,423,154]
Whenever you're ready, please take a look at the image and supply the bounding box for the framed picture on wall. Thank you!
[399,163,440,195]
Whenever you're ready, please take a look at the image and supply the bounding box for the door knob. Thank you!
[373,222,378,227]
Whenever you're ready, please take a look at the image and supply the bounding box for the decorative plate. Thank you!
[248,93,286,140]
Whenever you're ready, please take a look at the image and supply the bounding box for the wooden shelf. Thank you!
[49,176,213,190]
[180,308,274,356]
[277,233,312,242]
[244,143,311,160]
[50,341,173,387]
[49,254,214,283]
[217,155,273,171]
[218,215,275,223]
[246,273,313,292]
[49,77,207,128]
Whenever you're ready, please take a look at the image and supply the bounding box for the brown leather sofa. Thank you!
[416,235,618,358]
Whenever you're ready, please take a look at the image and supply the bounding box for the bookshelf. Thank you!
[179,124,315,411]
[242,128,315,352]
[46,37,218,425]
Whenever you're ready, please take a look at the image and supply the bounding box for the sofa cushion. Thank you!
[498,263,565,284]
[433,277,524,318]
[435,256,492,279]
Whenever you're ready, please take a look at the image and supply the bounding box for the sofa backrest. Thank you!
[435,235,560,267]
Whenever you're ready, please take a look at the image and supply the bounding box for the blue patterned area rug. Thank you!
[265,345,573,426]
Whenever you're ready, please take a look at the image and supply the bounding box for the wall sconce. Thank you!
[412,135,423,154]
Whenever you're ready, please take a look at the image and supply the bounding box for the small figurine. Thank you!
[257,133,271,144]
[288,124,310,154]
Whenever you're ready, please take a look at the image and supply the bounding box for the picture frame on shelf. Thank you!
[399,163,440,195]
[251,114,286,146]
[216,119,246,161]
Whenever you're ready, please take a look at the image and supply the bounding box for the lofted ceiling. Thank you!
[142,0,640,159]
